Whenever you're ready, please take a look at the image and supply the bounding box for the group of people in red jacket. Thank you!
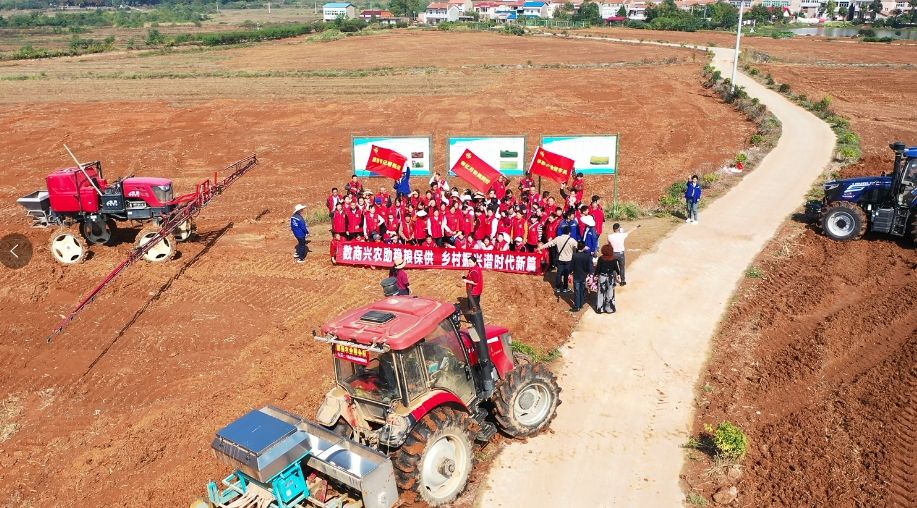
[326,171,607,269]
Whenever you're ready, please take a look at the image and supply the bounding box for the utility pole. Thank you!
[731,0,745,94]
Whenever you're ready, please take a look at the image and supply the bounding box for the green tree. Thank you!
[838,5,848,18]
[555,1,575,20]
[909,0,917,22]
[389,0,426,18]
[574,1,603,24]
[746,4,772,24]
[616,4,628,17]
[824,0,836,18]
[869,0,883,18]
[708,1,738,28]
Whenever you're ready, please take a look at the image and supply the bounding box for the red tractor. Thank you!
[17,159,194,265]
[200,295,561,507]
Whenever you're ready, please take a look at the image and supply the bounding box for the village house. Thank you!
[523,0,550,17]
[322,2,357,20]
[425,2,462,23]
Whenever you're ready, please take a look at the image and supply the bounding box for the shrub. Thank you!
[777,83,791,93]
[705,421,749,459]
[310,29,344,42]
[857,28,877,37]
[744,266,762,278]
[503,24,525,36]
[765,73,775,86]
[750,133,763,145]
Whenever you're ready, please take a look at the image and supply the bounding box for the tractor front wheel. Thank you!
[492,363,561,438]
[49,230,87,265]
[135,227,176,263]
[391,408,474,506]
[820,201,867,241]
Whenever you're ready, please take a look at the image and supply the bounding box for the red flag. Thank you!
[451,148,502,193]
[528,146,575,183]
[365,145,407,180]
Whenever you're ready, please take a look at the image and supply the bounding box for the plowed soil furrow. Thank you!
[887,362,917,508]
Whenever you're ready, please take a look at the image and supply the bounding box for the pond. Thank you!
[788,26,917,40]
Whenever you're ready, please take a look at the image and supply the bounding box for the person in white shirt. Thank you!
[606,222,640,286]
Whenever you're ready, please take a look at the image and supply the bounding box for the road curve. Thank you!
[478,45,836,506]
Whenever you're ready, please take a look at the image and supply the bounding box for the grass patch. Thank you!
[744,266,763,279]
[686,492,709,506]
[511,340,561,363]
[704,421,749,460]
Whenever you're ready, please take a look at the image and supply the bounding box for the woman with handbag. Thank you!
[595,244,621,314]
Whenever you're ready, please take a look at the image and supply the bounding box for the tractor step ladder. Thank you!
[46,154,258,342]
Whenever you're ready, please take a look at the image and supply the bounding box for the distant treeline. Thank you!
[0,5,207,27]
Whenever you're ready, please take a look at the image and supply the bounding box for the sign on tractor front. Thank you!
[333,343,370,365]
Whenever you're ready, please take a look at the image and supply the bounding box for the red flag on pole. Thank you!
[365,145,407,180]
[451,148,502,193]
[528,146,575,183]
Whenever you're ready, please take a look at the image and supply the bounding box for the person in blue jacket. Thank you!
[559,210,580,241]
[581,214,599,255]
[291,204,310,263]
[685,174,702,224]
[394,166,411,201]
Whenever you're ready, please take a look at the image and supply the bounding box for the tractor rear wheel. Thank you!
[492,363,561,438]
[391,407,474,506]
[135,227,176,263]
[820,201,867,241]
[49,230,87,265]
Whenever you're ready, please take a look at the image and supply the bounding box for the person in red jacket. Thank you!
[331,202,347,237]
[491,177,507,201]
[414,210,429,243]
[525,215,542,252]
[345,203,362,239]
[363,204,380,239]
[589,195,605,235]
[462,255,484,311]
[571,173,585,204]
[510,209,527,249]
[429,208,446,247]
[346,174,363,198]
[400,213,415,244]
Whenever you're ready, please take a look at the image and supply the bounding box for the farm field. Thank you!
[0,31,752,506]
[636,29,917,508]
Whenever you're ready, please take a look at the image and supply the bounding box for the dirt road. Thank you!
[478,46,836,506]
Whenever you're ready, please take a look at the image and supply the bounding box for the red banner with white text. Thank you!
[334,241,543,275]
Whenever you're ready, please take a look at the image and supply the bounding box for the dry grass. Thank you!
[0,396,23,443]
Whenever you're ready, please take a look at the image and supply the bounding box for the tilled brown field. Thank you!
[0,31,752,506]
[665,29,917,508]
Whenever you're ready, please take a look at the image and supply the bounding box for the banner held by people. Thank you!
[365,144,407,180]
[334,241,543,275]
[450,148,503,193]
[529,146,575,183]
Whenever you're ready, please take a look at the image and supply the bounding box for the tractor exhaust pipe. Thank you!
[890,141,906,175]
[466,307,496,398]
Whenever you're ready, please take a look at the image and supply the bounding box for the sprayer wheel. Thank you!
[135,227,176,263]
[49,229,87,265]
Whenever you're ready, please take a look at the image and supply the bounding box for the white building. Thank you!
[425,2,462,23]
[322,2,356,21]
[523,1,549,17]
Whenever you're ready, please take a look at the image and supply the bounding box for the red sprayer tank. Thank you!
[46,166,107,213]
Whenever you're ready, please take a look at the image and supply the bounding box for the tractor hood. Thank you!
[823,176,892,201]
[321,296,457,351]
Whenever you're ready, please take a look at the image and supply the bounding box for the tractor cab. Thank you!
[314,296,517,447]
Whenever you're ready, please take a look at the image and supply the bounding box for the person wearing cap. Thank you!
[290,204,310,263]
[414,209,429,244]
[463,255,484,311]
[389,256,410,295]
[581,214,599,255]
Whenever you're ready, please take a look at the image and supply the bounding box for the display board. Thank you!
[540,135,619,175]
[448,136,527,177]
[352,136,432,177]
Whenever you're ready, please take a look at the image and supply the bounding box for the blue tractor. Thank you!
[807,141,917,242]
